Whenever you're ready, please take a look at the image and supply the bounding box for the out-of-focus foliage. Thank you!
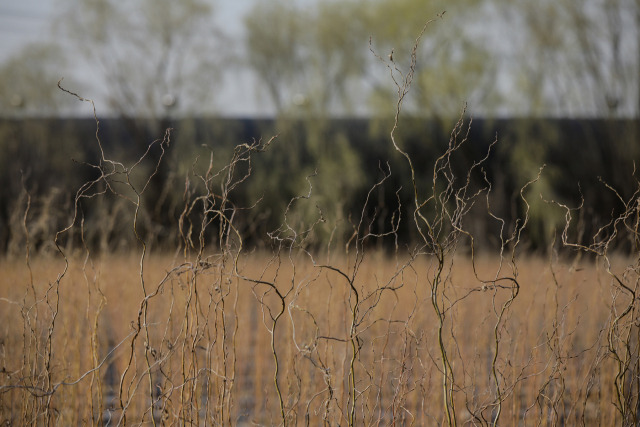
[364,0,499,117]
[242,0,502,242]
[244,0,308,114]
[1,117,638,255]
[0,118,93,254]
[244,0,498,118]
[244,0,370,116]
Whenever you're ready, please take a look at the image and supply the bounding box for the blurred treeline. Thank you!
[3,0,639,119]
[1,116,638,255]
[2,0,640,254]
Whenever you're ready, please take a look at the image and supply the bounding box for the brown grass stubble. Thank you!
[0,249,623,424]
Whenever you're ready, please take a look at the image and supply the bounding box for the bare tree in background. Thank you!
[54,0,226,120]
[244,0,307,115]
[493,0,640,249]
[507,0,640,117]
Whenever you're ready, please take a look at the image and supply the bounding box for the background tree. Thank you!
[244,0,369,117]
[243,0,307,115]
[244,0,500,119]
[54,0,225,120]
[503,0,639,117]
[365,0,501,118]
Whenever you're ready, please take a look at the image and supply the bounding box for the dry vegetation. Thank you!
[0,250,637,425]
[0,250,636,425]
[2,18,640,427]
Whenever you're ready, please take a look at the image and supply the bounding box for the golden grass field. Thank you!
[1,249,635,425]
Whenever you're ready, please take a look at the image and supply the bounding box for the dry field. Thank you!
[1,249,637,425]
